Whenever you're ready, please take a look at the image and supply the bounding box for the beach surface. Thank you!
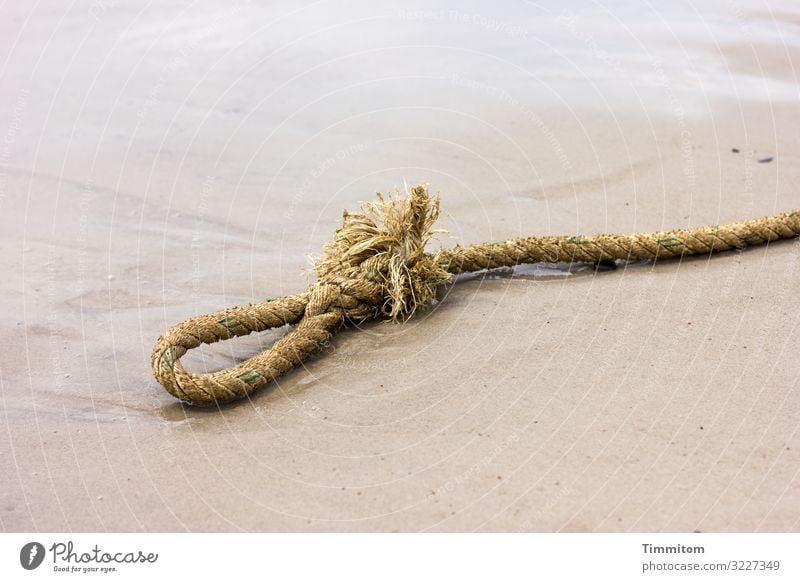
[2,0,799,531]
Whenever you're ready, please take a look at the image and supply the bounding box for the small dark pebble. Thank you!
[758,156,774,163]
[731,148,740,153]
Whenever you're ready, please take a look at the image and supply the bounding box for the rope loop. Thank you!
[152,185,451,405]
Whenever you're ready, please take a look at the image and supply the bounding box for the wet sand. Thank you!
[1,1,799,531]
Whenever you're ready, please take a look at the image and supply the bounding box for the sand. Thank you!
[1,1,799,532]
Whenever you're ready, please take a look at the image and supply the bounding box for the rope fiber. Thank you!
[151,184,800,406]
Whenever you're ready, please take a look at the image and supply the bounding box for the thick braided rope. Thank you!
[438,211,800,274]
[151,186,799,406]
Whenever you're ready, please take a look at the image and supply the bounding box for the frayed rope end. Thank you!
[312,183,451,322]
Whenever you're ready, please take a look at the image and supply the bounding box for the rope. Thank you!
[151,185,800,406]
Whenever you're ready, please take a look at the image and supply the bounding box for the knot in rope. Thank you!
[312,184,451,322]
[151,184,800,407]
